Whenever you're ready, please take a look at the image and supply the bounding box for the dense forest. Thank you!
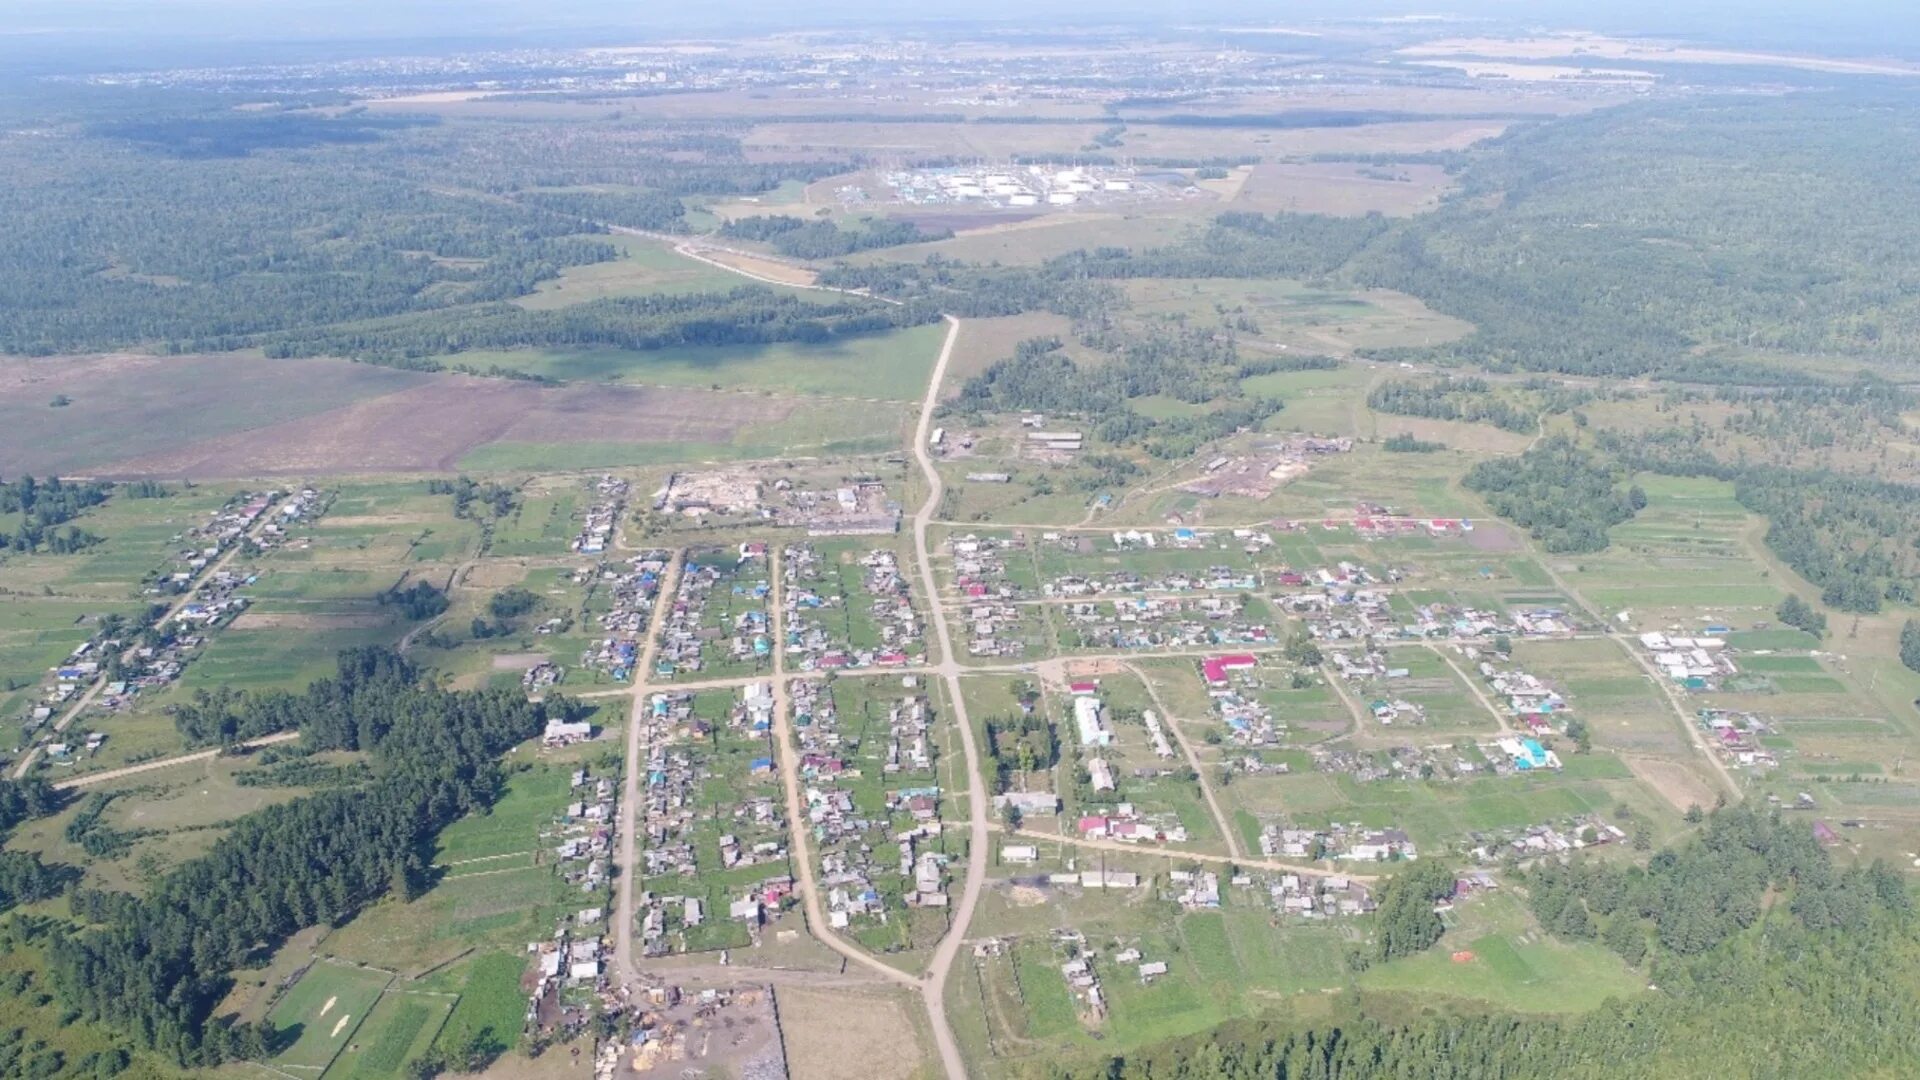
[1350,93,1920,376]
[946,333,1300,461]
[1464,437,1644,554]
[1055,808,1919,1080]
[254,285,938,366]
[0,132,620,355]
[719,214,952,259]
[49,648,564,1065]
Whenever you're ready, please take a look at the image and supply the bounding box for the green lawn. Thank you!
[267,962,395,1073]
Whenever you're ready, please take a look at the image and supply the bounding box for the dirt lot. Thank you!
[777,986,927,1080]
[88,376,793,479]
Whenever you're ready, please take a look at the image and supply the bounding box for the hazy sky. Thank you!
[5,0,1919,67]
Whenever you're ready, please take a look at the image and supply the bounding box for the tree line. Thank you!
[50,648,567,1066]
[254,285,938,366]
[719,215,951,259]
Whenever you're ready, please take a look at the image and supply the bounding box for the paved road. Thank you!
[613,551,684,986]
[12,493,286,780]
[51,731,300,790]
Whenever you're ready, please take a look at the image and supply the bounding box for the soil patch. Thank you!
[93,377,794,479]
[1464,521,1524,553]
[778,987,925,1080]
[0,352,429,474]
[1625,755,1719,814]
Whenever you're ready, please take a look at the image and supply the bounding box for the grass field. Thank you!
[515,235,773,308]
[1358,893,1644,1012]
[431,953,528,1061]
[321,991,456,1080]
[266,962,395,1075]
[449,320,947,402]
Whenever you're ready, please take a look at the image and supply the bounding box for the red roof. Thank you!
[1077,816,1108,834]
[1069,681,1099,694]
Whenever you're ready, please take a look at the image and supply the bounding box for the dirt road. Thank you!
[765,546,920,988]
[51,731,300,790]
[904,316,987,1080]
[613,551,684,985]
[1124,661,1242,859]
[12,493,286,780]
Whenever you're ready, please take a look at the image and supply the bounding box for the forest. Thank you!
[1464,437,1644,554]
[44,648,566,1065]
[255,285,938,366]
[945,332,1291,461]
[719,214,952,259]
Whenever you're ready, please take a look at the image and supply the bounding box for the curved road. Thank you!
[906,316,986,1080]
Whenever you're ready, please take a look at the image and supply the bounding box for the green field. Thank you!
[449,320,948,402]
[431,953,528,1061]
[321,991,456,1080]
[266,962,395,1074]
[1358,894,1644,1012]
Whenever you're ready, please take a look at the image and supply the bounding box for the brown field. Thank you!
[1624,755,1721,814]
[777,986,929,1080]
[745,116,1508,164]
[1231,162,1456,217]
[66,372,793,479]
[0,352,431,474]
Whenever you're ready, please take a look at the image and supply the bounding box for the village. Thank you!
[17,486,330,764]
[789,675,955,951]
[652,546,774,681]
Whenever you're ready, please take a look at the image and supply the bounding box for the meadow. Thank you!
[450,319,947,402]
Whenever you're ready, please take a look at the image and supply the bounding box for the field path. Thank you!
[1527,546,1742,800]
[51,731,300,790]
[1429,643,1516,735]
[13,492,287,780]
[1123,661,1242,859]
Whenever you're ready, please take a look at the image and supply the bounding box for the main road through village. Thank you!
[53,227,1739,1077]
[609,307,982,1079]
